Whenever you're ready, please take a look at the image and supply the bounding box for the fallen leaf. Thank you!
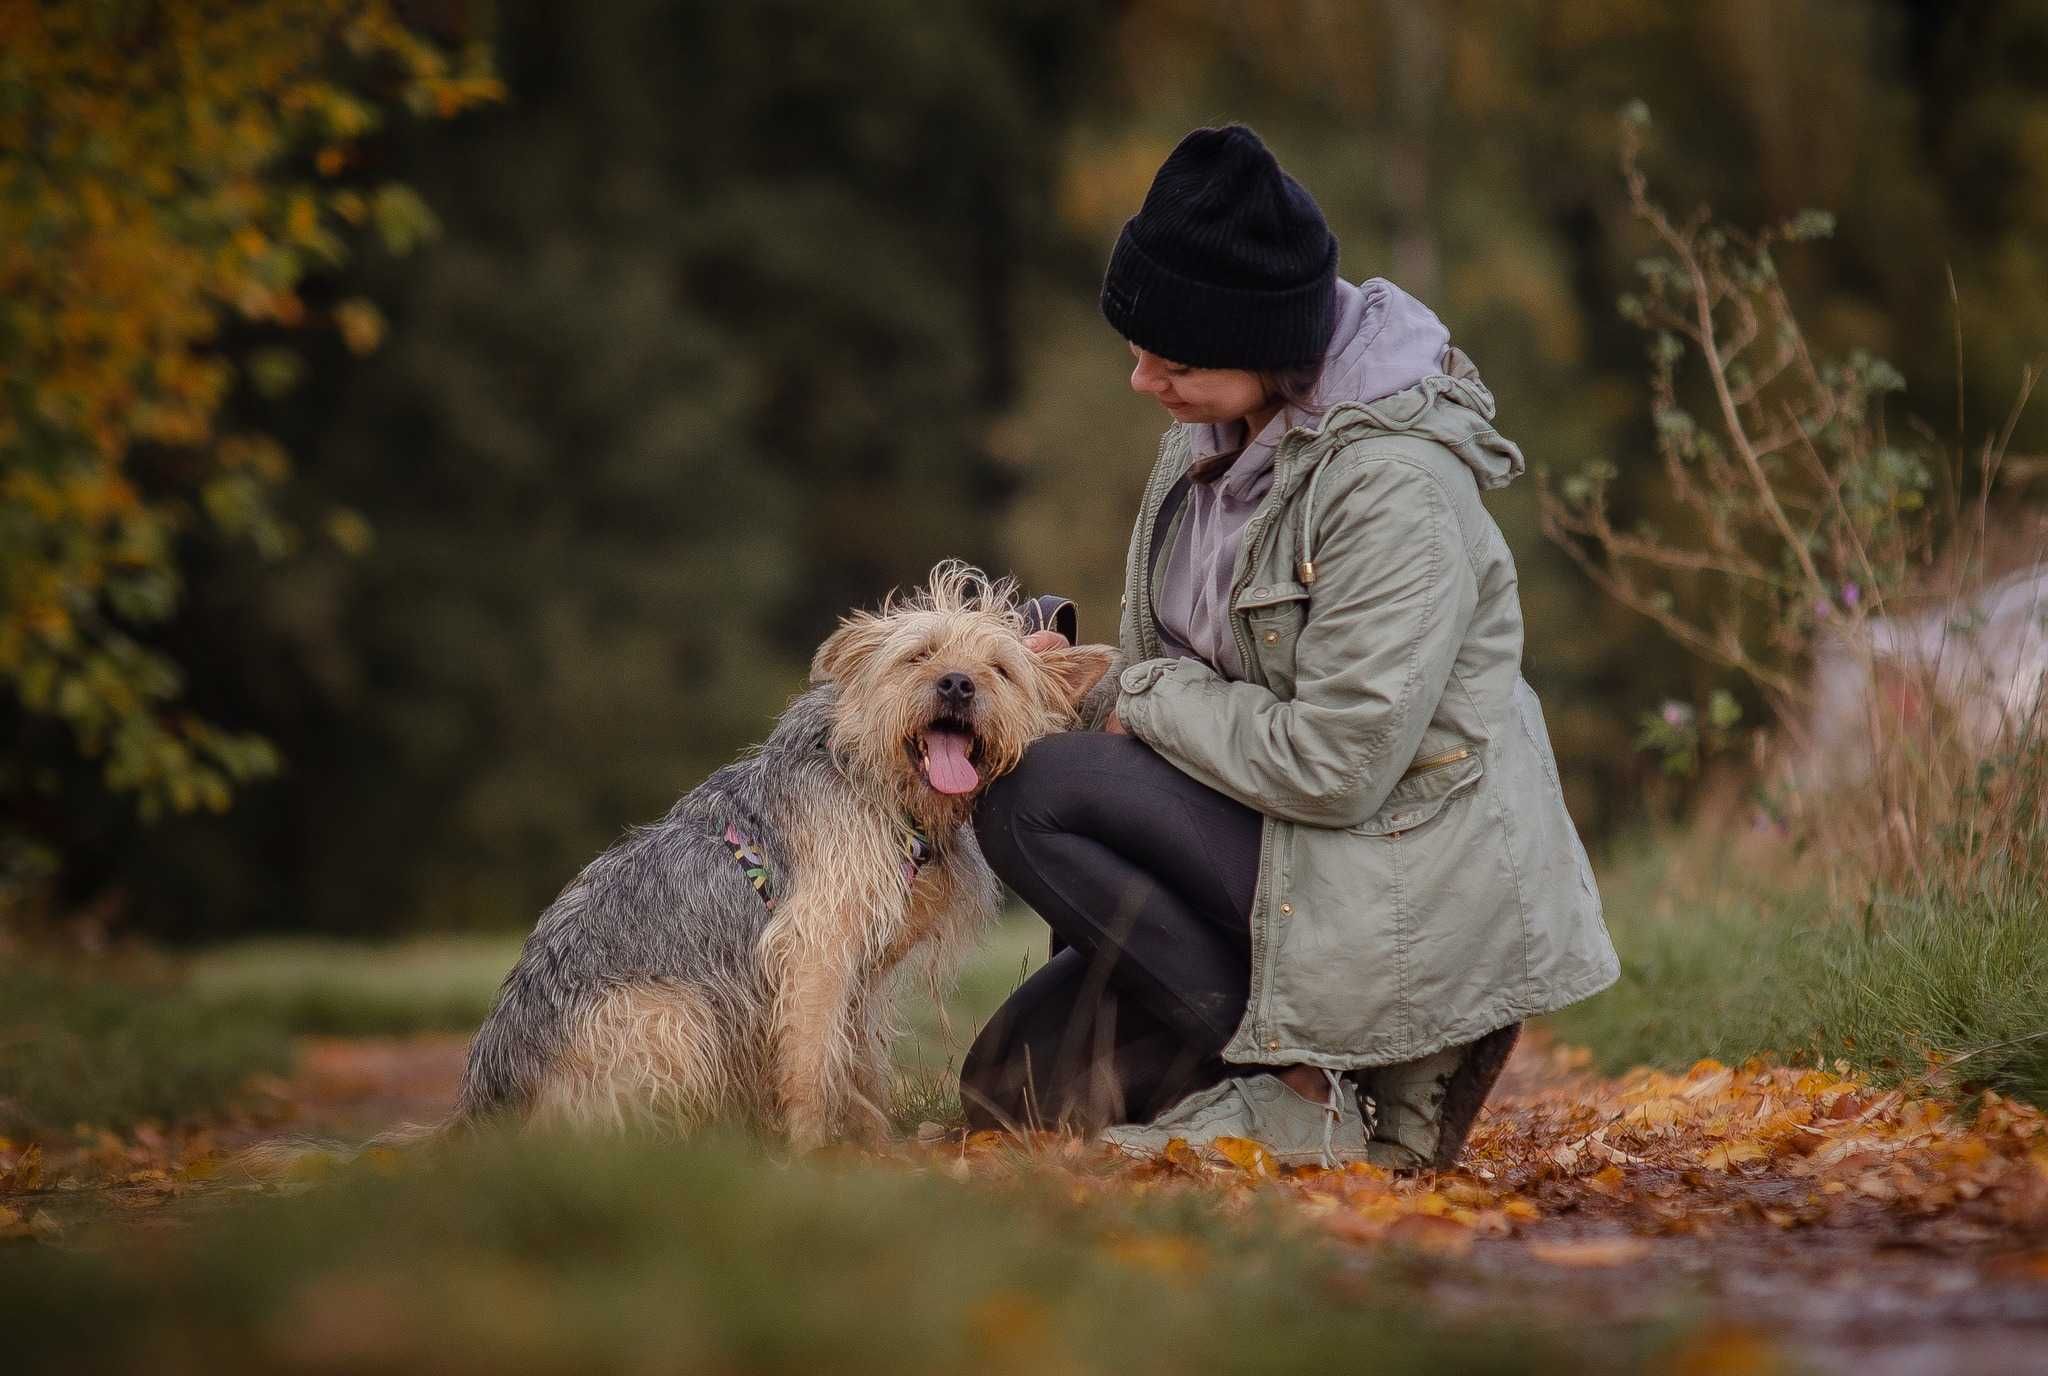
[1527,1236,1652,1267]
[2,1144,43,1193]
[1702,1140,1769,1172]
[0,1205,60,1243]
[1210,1137,1275,1178]
[1382,1213,1473,1257]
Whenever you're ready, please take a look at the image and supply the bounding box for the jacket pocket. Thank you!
[1233,578,1311,697]
[1349,747,1485,837]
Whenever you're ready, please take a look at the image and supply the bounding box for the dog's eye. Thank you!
[993,663,1013,681]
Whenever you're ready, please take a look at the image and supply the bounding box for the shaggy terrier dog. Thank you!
[454,563,1113,1147]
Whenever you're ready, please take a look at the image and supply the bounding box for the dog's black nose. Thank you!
[936,671,976,704]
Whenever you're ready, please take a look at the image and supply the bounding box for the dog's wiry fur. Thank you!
[455,563,1112,1148]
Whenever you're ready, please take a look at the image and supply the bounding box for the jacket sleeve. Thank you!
[1115,457,1477,829]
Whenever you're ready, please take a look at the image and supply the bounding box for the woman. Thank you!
[961,125,1618,1168]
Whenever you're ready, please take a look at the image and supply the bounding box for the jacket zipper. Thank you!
[1402,745,1472,777]
[1227,428,1310,1057]
[1129,428,1176,661]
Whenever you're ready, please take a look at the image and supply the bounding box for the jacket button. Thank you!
[1266,1039,1280,1051]
[1279,902,1293,915]
[1263,630,1278,644]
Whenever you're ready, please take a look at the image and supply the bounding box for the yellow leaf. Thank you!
[1586,1164,1627,1197]
[333,298,384,355]
[1439,1178,1494,1208]
[3,1143,43,1192]
[1210,1136,1274,1177]
[1702,1140,1769,1172]
[0,1206,57,1243]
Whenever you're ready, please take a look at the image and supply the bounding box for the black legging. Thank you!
[961,731,1264,1132]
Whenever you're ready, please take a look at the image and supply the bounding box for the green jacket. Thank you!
[1113,352,1619,1069]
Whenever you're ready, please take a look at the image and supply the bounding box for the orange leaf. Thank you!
[1527,1236,1652,1268]
[1701,1139,1768,1172]
[1210,1136,1274,1177]
[1383,1213,1474,1257]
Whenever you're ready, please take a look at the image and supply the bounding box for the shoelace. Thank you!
[1318,1067,1346,1169]
[1218,1071,1352,1169]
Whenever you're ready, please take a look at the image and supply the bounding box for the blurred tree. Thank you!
[21,0,2045,936]
[0,1,497,911]
[76,0,1113,937]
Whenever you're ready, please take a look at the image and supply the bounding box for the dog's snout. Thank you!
[935,671,976,704]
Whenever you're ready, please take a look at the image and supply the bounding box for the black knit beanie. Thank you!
[1100,124,1338,370]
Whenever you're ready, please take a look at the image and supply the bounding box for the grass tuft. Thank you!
[1549,838,2048,1106]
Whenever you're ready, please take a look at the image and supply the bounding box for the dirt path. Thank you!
[1435,1043,2048,1375]
[9,1032,2046,1372]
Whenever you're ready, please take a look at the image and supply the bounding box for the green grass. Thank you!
[1,915,1046,1138]
[1548,839,2048,1105]
[185,933,523,1035]
[892,909,1046,1125]
[1,935,522,1137]
[0,961,295,1137]
[2,1132,1680,1375]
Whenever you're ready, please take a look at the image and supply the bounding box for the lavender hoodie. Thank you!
[1156,277,1452,679]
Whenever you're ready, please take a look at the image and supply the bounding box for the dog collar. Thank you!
[724,824,775,909]
[722,813,937,910]
[896,814,936,889]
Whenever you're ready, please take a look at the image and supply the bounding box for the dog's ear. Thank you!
[810,612,891,685]
[1036,643,1116,711]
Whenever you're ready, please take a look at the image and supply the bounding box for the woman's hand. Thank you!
[1025,629,1126,734]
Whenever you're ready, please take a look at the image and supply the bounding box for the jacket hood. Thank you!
[1315,276,1450,415]
[1328,344,1527,491]
[1195,277,1525,495]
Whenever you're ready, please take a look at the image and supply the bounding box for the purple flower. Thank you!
[1661,701,1691,729]
[1811,597,1833,622]
[1841,582,1861,608]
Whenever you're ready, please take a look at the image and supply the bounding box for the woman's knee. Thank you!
[974,731,1147,853]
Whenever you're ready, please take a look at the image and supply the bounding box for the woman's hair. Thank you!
[1262,360,1325,415]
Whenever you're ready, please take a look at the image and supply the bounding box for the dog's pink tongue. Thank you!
[923,729,980,795]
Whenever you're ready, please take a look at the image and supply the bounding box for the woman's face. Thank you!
[1127,344,1267,425]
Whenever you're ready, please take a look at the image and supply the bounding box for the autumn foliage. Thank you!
[0,2,497,854]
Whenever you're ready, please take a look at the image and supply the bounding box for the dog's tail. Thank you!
[228,1111,472,1182]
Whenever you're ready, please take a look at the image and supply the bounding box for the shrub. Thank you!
[1540,109,2046,906]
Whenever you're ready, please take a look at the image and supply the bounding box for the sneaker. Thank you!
[1359,1022,1523,1171]
[1359,1045,1462,1171]
[1101,1069,1369,1169]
